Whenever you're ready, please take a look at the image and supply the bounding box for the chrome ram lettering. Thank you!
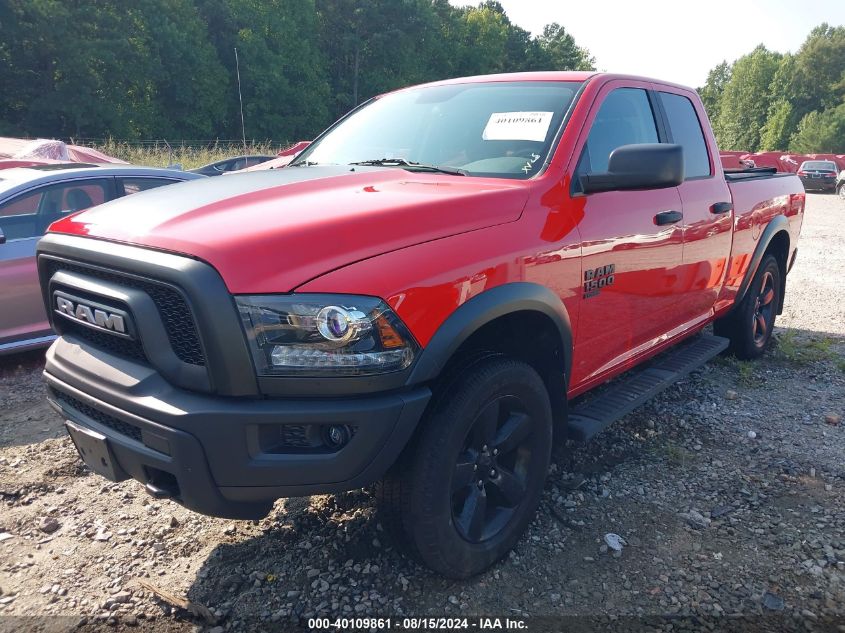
[55,296,126,334]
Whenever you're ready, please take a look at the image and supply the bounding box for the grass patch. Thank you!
[712,355,763,388]
[736,360,762,388]
[773,329,839,365]
[91,140,284,170]
[650,442,694,468]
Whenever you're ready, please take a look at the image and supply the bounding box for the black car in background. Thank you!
[797,160,838,192]
[188,155,274,176]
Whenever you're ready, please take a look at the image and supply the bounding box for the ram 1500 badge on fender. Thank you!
[37,72,804,578]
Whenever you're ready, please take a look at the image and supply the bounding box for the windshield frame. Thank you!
[291,78,590,180]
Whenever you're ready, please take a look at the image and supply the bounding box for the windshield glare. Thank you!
[296,81,582,179]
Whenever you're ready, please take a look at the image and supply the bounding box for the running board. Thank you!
[568,334,729,442]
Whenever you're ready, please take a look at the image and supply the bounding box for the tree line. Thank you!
[0,0,594,143]
[700,24,845,154]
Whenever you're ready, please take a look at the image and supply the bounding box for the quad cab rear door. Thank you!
[653,87,733,324]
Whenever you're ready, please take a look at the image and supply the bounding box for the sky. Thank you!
[450,0,845,88]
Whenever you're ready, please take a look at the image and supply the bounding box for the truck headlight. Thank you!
[236,294,419,376]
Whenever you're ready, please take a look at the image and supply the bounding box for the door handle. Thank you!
[710,201,733,214]
[654,210,683,225]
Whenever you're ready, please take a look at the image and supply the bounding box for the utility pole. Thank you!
[235,47,247,152]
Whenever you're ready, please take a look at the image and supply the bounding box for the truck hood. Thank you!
[49,166,529,293]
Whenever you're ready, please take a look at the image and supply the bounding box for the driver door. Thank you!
[569,84,686,386]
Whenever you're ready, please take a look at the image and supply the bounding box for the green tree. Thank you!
[316,0,446,119]
[789,103,845,154]
[137,0,228,138]
[0,0,595,141]
[537,23,595,71]
[0,0,225,139]
[760,99,795,151]
[199,0,330,140]
[715,44,782,151]
[698,61,730,124]
[789,24,845,119]
[452,4,510,76]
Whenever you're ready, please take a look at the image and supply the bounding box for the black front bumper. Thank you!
[45,338,431,519]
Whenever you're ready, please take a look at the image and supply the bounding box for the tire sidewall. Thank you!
[408,360,552,577]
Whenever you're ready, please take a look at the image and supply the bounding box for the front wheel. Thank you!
[378,357,552,578]
[715,253,781,360]
[838,184,845,201]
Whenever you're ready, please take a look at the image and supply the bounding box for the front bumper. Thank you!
[45,337,431,519]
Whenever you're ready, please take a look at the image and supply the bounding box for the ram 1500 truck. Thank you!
[37,72,804,578]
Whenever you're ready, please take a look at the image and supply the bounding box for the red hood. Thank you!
[49,166,529,293]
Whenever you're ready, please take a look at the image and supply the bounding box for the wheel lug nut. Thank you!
[490,469,496,477]
[477,480,484,489]
[473,464,478,471]
[482,445,488,452]
[492,448,498,456]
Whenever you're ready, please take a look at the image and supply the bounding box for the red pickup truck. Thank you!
[37,72,804,578]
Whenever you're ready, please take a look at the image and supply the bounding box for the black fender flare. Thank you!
[406,282,573,386]
[733,215,791,311]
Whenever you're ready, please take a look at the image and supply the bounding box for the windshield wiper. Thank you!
[289,160,323,167]
[349,158,467,176]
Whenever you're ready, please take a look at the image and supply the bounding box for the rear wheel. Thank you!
[714,253,781,360]
[377,357,552,578]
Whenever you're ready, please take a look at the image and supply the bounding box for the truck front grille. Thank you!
[62,319,147,362]
[45,260,205,366]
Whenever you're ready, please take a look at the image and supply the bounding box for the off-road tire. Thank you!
[714,253,781,360]
[377,357,552,578]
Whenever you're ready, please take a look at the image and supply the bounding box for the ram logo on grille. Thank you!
[54,292,133,339]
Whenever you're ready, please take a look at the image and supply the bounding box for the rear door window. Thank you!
[659,92,711,179]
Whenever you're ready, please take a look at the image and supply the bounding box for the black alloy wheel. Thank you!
[752,269,776,346]
[451,395,534,543]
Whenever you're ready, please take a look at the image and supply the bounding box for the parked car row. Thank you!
[0,164,203,354]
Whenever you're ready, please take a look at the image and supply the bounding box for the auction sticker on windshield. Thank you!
[482,111,553,142]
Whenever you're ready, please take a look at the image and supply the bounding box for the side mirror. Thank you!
[0,227,5,245]
[580,143,684,194]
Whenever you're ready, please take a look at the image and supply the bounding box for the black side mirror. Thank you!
[0,227,5,245]
[580,143,685,194]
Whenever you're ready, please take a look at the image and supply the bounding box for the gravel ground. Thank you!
[1,193,843,632]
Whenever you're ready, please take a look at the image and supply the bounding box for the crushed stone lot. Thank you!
[1,194,844,632]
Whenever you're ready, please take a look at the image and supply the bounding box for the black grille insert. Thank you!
[54,390,143,443]
[45,259,205,366]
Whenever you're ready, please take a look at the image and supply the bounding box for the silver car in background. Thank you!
[0,164,204,355]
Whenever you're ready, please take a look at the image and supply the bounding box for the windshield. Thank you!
[293,81,582,179]
[802,161,836,171]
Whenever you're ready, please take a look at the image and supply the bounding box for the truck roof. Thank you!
[397,71,697,95]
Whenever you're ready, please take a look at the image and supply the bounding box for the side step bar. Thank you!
[568,334,729,442]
